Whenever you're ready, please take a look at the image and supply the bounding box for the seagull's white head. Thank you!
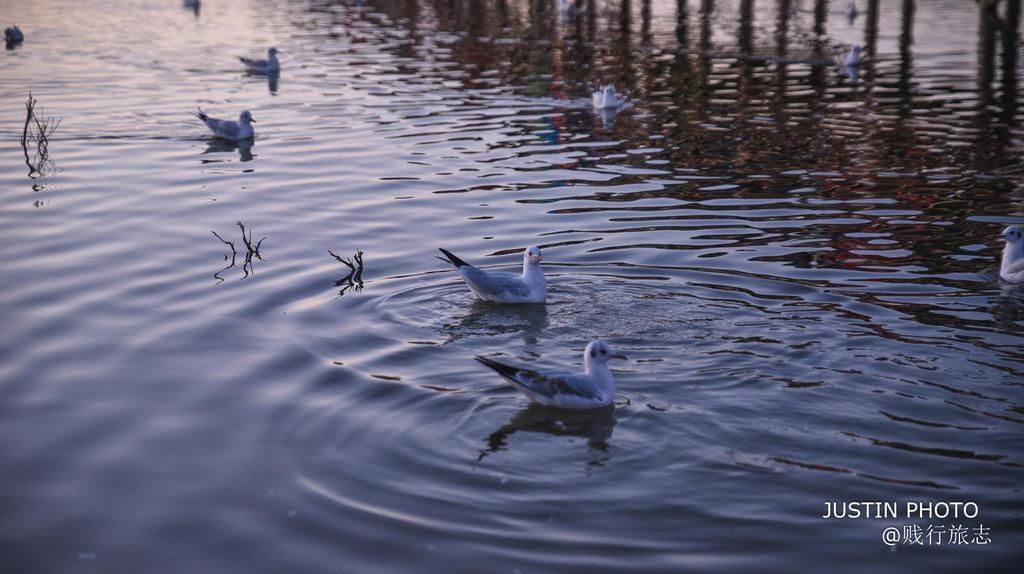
[852,45,862,56]
[524,245,542,265]
[240,110,255,124]
[1001,225,1023,244]
[585,340,627,365]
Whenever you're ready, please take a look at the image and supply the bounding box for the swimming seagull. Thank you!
[240,47,280,75]
[836,45,862,82]
[846,1,858,24]
[999,225,1024,283]
[592,85,623,110]
[5,25,24,46]
[476,341,627,409]
[193,108,256,141]
[843,45,862,68]
[438,246,546,303]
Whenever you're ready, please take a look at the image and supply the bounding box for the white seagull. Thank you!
[836,45,862,82]
[592,85,623,110]
[193,108,256,141]
[240,47,280,75]
[999,225,1024,283]
[438,246,546,303]
[476,340,627,409]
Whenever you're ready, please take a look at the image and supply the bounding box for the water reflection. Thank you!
[478,403,617,462]
[201,138,254,162]
[244,70,280,95]
[183,0,200,17]
[442,299,549,344]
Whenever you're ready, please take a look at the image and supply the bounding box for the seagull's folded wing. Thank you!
[215,121,241,139]
[478,357,596,400]
[461,267,531,299]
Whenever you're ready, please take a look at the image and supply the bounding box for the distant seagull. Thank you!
[5,25,24,46]
[836,45,862,82]
[438,246,546,303]
[476,341,627,409]
[240,47,280,75]
[592,85,623,110]
[999,225,1024,283]
[193,108,256,141]
[846,1,858,25]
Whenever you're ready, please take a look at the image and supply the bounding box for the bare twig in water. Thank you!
[211,230,236,254]
[21,93,60,179]
[329,249,365,296]
[212,222,265,282]
[237,221,265,260]
[211,231,237,284]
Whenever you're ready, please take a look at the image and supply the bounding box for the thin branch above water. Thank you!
[212,222,265,282]
[21,93,60,179]
[329,249,365,296]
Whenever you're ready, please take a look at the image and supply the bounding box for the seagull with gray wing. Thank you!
[240,47,280,75]
[193,108,256,142]
[476,341,627,409]
[438,246,546,303]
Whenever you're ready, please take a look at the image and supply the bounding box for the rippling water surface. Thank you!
[2,0,1023,571]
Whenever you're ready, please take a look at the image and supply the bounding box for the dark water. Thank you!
[2,0,1023,571]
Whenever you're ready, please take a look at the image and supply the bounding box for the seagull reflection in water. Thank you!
[202,138,254,162]
[441,299,549,345]
[478,403,617,462]
[244,69,280,95]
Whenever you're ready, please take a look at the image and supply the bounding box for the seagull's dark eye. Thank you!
[590,349,596,357]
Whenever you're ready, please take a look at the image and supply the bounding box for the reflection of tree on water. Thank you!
[478,403,616,462]
[441,299,549,345]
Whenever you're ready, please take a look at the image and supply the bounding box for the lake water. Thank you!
[2,0,1023,571]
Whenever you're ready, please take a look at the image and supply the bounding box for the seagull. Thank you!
[843,45,862,68]
[846,1,858,24]
[193,108,256,142]
[592,85,623,110]
[836,45,862,82]
[999,225,1024,283]
[476,341,627,409]
[438,246,546,304]
[240,47,280,75]
[5,25,24,46]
